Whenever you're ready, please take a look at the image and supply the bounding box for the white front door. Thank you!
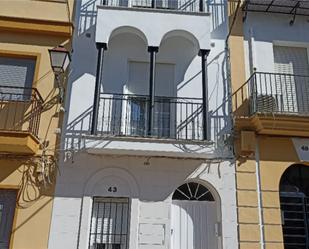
[171,200,218,249]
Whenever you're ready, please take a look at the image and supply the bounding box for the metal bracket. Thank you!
[242,0,249,22]
[290,1,300,25]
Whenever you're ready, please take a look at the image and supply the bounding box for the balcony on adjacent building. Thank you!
[0,85,43,154]
[233,72,309,136]
[242,0,309,23]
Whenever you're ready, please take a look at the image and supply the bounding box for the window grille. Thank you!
[280,165,309,249]
[280,194,309,249]
[89,197,130,249]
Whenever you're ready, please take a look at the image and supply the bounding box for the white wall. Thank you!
[48,154,238,249]
[65,0,232,156]
[243,13,309,78]
[48,1,237,249]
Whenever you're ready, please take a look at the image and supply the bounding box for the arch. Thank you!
[172,182,215,201]
[108,26,148,47]
[279,164,309,196]
[84,167,140,197]
[160,30,200,50]
[279,164,309,248]
[171,180,221,249]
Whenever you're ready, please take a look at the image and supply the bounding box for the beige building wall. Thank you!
[0,1,74,248]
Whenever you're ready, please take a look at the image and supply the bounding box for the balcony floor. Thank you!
[0,131,40,155]
[235,113,309,137]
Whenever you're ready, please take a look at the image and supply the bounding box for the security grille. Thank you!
[89,198,130,249]
[280,194,309,249]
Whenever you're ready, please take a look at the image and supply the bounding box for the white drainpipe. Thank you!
[255,136,265,249]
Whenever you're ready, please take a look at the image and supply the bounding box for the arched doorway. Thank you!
[280,164,309,249]
[171,182,219,249]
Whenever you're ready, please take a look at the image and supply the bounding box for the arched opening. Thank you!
[280,164,309,249]
[171,182,219,249]
[155,31,201,140]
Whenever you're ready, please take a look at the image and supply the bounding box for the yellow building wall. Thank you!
[227,1,307,249]
[236,136,304,249]
[0,1,74,248]
[0,0,74,23]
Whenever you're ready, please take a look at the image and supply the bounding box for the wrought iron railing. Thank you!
[233,72,309,116]
[96,93,204,140]
[0,85,43,137]
[98,0,205,12]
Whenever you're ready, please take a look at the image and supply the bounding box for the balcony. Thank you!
[96,93,204,141]
[0,86,43,154]
[96,0,206,12]
[234,72,309,137]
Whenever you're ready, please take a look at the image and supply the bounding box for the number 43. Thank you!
[108,187,117,193]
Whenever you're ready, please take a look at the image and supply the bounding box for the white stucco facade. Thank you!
[243,12,309,77]
[48,0,238,249]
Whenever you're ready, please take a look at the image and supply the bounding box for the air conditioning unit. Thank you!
[255,94,278,113]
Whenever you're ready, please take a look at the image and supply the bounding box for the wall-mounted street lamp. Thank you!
[48,45,71,103]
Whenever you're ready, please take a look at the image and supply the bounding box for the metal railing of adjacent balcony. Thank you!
[96,93,204,141]
[243,0,309,16]
[0,86,43,137]
[98,0,205,12]
[233,72,309,117]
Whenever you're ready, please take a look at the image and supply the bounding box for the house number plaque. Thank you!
[108,187,117,193]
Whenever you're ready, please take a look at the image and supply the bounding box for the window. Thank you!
[89,198,130,249]
[0,190,17,249]
[280,165,309,249]
[274,46,309,114]
[0,56,36,101]
[129,97,147,136]
[127,61,175,137]
[172,182,215,201]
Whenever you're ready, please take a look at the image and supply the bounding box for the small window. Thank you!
[172,182,215,201]
[89,197,130,249]
[0,56,36,101]
[0,189,17,249]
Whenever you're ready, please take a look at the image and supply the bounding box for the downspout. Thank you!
[225,2,241,249]
[255,137,265,249]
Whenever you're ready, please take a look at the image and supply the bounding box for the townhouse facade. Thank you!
[0,1,74,249]
[47,0,238,249]
[229,0,309,249]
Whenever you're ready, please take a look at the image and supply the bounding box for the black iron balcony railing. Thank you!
[0,86,43,137]
[96,93,204,140]
[98,0,206,12]
[233,72,309,116]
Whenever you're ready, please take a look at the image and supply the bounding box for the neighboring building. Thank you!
[48,0,238,249]
[229,0,309,249]
[0,1,74,249]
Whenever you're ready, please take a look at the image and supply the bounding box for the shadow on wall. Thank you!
[65,0,232,155]
[56,151,232,200]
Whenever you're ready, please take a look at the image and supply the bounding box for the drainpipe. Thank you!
[248,28,256,74]
[255,136,265,249]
